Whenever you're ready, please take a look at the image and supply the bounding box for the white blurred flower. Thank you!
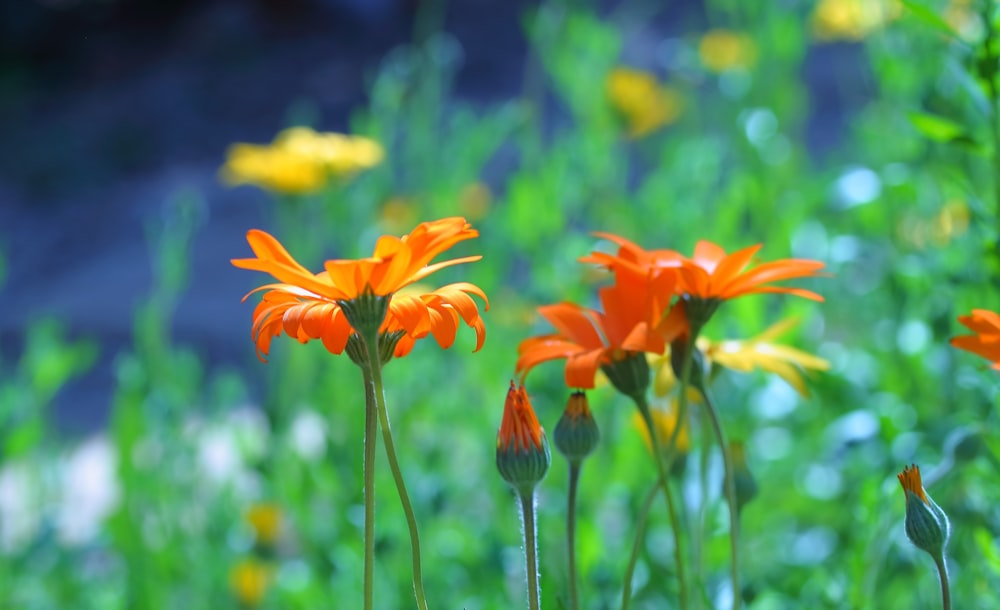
[290,410,327,462]
[57,436,120,546]
[0,461,42,553]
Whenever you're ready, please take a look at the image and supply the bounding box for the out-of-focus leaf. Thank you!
[4,417,44,458]
[907,111,967,142]
[902,1,959,38]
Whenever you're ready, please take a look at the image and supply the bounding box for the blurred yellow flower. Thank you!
[229,558,273,607]
[379,196,419,233]
[245,502,282,547]
[652,318,829,398]
[458,182,492,221]
[698,30,757,73]
[812,0,901,41]
[220,126,384,195]
[898,200,969,249]
[606,67,682,138]
[944,0,981,40]
[633,399,690,455]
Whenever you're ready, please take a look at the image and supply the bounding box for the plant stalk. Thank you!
[934,554,952,610]
[362,331,429,610]
[567,462,582,610]
[621,482,659,610]
[699,388,741,610]
[520,492,542,610]
[631,394,689,610]
[362,368,378,610]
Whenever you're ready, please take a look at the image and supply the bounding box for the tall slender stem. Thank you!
[363,331,429,610]
[566,462,582,610]
[361,370,378,610]
[984,7,1000,284]
[621,483,659,610]
[520,492,542,610]
[934,554,952,610]
[632,395,689,610]
[699,388,741,610]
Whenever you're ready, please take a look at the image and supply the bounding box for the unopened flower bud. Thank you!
[554,391,600,464]
[497,382,551,496]
[898,464,950,558]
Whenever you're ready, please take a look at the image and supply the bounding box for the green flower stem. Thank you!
[621,482,659,610]
[934,554,952,610]
[631,394,689,610]
[520,492,542,610]
[362,331,429,610]
[698,387,741,610]
[566,462,582,610]
[361,370,378,610]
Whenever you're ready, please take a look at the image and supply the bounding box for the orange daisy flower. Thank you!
[581,232,826,302]
[951,308,1000,369]
[232,217,488,361]
[516,267,687,388]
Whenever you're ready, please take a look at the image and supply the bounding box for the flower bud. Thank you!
[898,464,950,558]
[554,391,600,464]
[497,382,551,496]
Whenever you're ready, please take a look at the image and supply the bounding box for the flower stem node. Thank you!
[345,332,405,369]
[497,382,551,497]
[601,352,652,403]
[898,464,950,558]
[554,391,600,465]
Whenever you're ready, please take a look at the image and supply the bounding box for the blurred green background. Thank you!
[4,0,1000,608]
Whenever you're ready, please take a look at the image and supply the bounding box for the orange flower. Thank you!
[232,217,488,361]
[516,266,687,388]
[897,464,928,504]
[951,308,1000,369]
[582,232,825,303]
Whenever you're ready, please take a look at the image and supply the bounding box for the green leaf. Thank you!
[907,111,967,142]
[4,417,44,458]
[901,1,959,39]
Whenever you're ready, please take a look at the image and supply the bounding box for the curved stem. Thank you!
[363,331,429,610]
[934,554,952,610]
[632,395,689,610]
[621,483,659,610]
[699,387,741,610]
[520,492,542,610]
[361,371,378,610]
[567,462,582,610]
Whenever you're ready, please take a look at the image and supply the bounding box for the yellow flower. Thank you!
[811,0,901,41]
[698,30,757,73]
[651,318,829,398]
[229,558,273,607]
[220,126,383,195]
[633,399,690,455]
[606,67,682,138]
[245,503,283,547]
[702,318,830,397]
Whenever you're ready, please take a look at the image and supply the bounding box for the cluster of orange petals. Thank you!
[897,464,928,504]
[232,217,488,360]
[517,232,826,388]
[581,232,826,302]
[516,266,686,388]
[497,381,545,453]
[951,308,1000,370]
